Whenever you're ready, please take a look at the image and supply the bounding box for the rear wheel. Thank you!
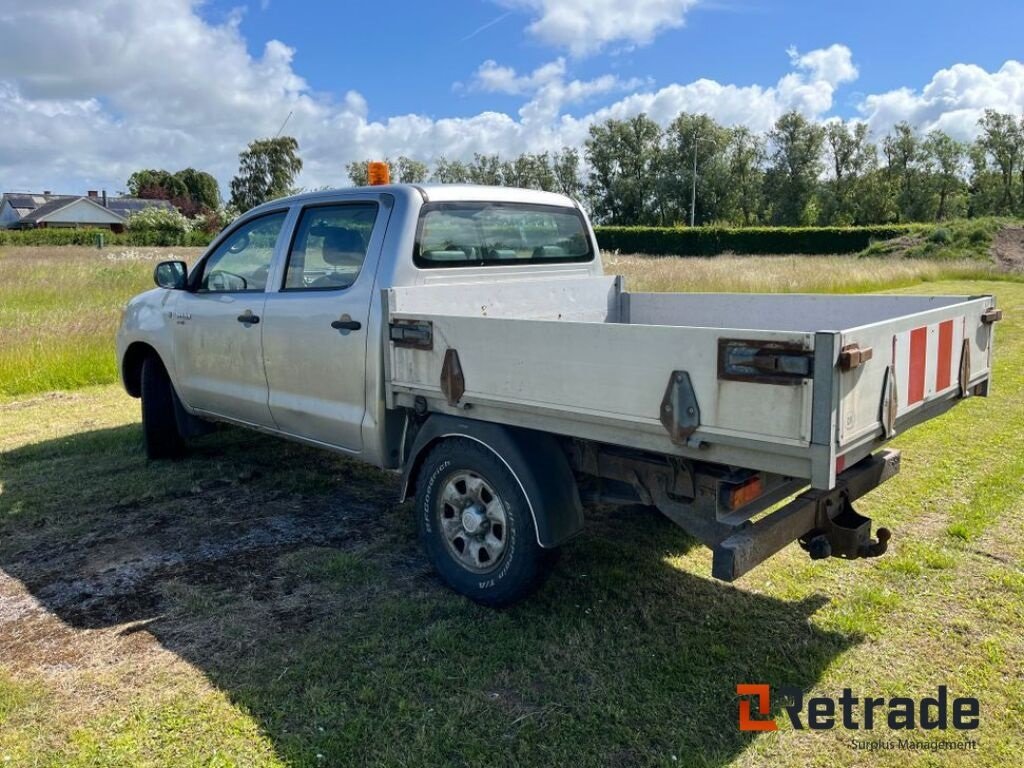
[415,438,554,606]
[141,356,186,460]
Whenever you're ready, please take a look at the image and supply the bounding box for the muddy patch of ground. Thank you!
[0,439,416,672]
[991,225,1024,270]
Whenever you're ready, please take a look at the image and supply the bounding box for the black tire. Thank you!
[415,438,554,607]
[141,356,186,460]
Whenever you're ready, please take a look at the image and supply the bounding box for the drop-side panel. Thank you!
[387,280,817,480]
[835,295,995,456]
[385,282,997,491]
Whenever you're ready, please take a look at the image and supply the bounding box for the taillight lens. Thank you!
[724,476,764,510]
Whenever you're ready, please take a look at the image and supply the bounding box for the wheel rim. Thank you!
[436,471,509,574]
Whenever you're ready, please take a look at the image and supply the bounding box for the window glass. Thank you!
[199,211,287,293]
[414,202,592,268]
[284,203,378,290]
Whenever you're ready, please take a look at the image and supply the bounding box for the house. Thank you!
[0,190,174,232]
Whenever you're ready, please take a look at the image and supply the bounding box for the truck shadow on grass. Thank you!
[0,423,859,767]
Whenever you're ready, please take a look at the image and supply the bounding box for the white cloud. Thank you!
[472,58,568,95]
[788,44,859,87]
[468,58,647,125]
[858,60,1024,140]
[500,0,699,57]
[0,1,1021,197]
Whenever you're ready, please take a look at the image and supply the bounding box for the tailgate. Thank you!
[834,294,998,465]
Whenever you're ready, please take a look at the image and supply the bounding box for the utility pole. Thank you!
[690,129,714,227]
[690,128,699,227]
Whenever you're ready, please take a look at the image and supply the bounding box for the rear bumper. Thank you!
[712,449,901,581]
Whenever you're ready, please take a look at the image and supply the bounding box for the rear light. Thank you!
[718,339,813,384]
[723,476,763,510]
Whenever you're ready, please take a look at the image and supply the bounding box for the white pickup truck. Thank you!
[117,184,1001,605]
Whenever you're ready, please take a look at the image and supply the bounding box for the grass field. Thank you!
[1,246,1023,767]
[0,245,1020,398]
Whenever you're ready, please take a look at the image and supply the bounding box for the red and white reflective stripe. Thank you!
[893,317,964,410]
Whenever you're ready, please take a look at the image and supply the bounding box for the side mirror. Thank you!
[154,260,188,290]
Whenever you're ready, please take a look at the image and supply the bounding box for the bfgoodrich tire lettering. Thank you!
[141,356,186,460]
[415,438,554,606]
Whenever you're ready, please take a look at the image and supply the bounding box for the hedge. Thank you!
[0,228,215,247]
[593,225,921,256]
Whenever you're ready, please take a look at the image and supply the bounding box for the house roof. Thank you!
[106,197,174,217]
[16,197,90,224]
[3,193,175,227]
[1,193,74,216]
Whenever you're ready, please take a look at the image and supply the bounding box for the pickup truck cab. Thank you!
[117,184,1000,605]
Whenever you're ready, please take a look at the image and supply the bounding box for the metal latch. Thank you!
[389,319,433,350]
[839,343,873,371]
[981,307,1003,325]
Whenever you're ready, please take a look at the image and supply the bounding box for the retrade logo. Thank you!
[737,684,778,731]
[737,684,980,733]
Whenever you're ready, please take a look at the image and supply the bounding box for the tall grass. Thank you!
[609,253,1021,294]
[1,245,1020,399]
[0,246,203,397]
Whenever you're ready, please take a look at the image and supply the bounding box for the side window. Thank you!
[284,203,378,291]
[198,211,287,293]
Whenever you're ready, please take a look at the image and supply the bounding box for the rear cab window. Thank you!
[414,202,593,268]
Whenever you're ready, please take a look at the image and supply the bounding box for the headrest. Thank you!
[321,227,364,265]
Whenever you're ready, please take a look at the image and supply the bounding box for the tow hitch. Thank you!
[711,450,900,581]
[798,498,891,561]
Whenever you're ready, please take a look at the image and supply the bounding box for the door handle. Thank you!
[237,312,260,324]
[331,317,361,331]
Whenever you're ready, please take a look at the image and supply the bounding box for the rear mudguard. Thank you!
[400,414,583,548]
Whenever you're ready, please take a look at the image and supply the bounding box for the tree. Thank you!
[229,136,303,212]
[500,153,557,191]
[853,167,896,225]
[127,169,186,200]
[346,159,372,187]
[663,113,731,225]
[347,155,430,186]
[721,126,766,225]
[432,157,471,183]
[967,142,1003,217]
[922,131,967,220]
[883,122,932,221]
[551,147,583,199]
[174,168,220,212]
[467,154,504,186]
[393,156,429,183]
[127,168,219,216]
[585,114,664,225]
[975,109,1024,213]
[820,122,874,224]
[765,111,825,225]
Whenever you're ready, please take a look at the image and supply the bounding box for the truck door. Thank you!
[172,210,290,427]
[259,198,392,452]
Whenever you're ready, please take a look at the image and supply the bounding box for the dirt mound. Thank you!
[991,225,1024,270]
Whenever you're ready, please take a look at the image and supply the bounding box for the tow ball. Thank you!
[798,498,891,561]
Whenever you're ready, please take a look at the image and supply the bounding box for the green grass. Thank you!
[610,253,1020,294]
[2,243,1020,399]
[859,217,1006,261]
[0,250,1022,766]
[0,246,203,397]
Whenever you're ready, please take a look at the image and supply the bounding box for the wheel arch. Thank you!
[121,341,162,398]
[401,414,583,548]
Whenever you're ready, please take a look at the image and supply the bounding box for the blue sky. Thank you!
[206,0,1023,122]
[1,0,1023,194]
